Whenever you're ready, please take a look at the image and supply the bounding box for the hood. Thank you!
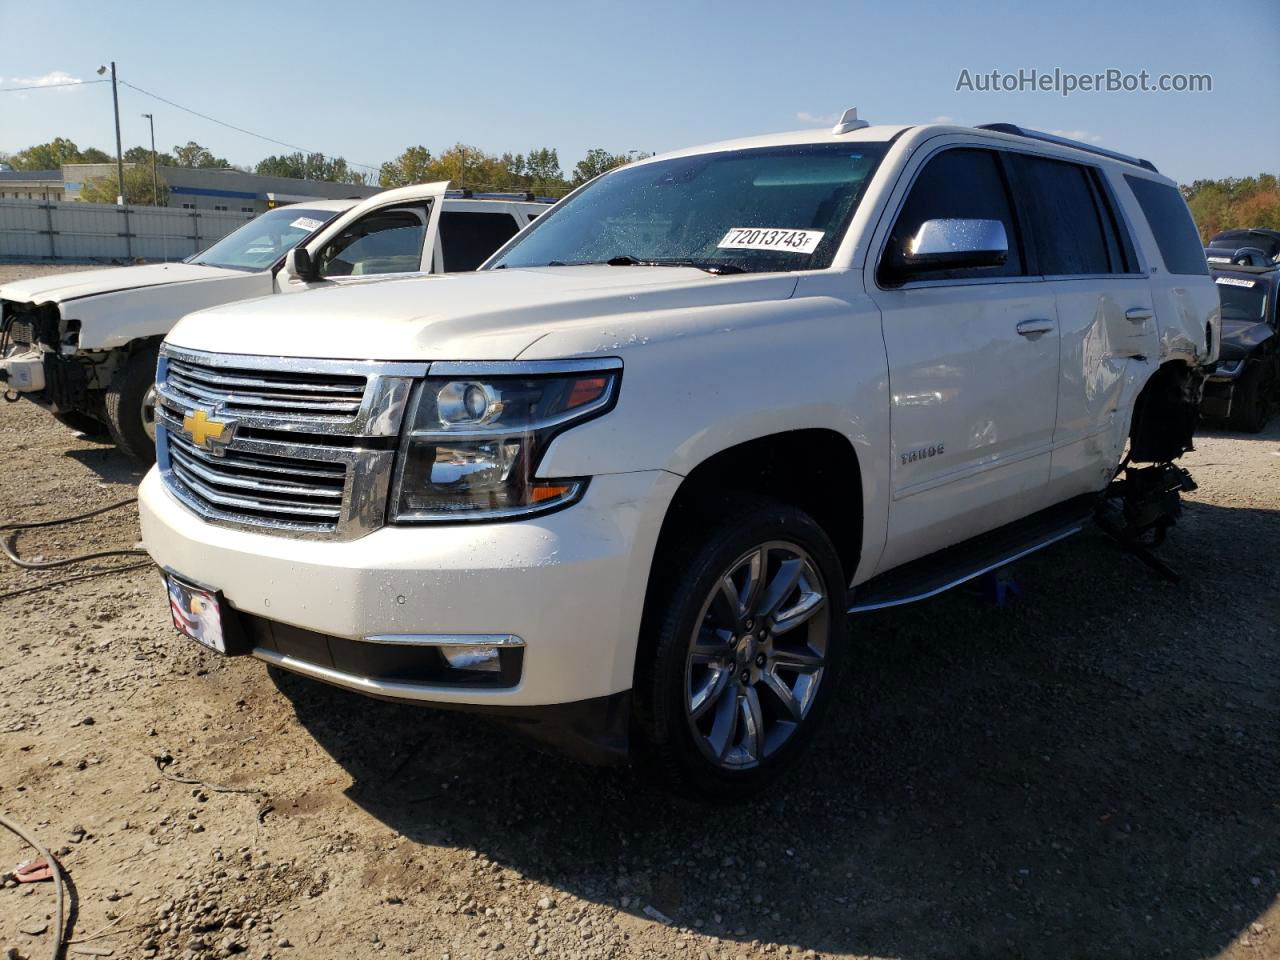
[0,262,241,305]
[166,265,801,361]
[1218,318,1274,362]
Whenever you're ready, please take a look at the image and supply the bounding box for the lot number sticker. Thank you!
[290,217,325,232]
[718,227,824,254]
[1215,276,1256,288]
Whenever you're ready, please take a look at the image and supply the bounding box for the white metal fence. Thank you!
[0,198,254,262]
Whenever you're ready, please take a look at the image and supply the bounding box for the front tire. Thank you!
[633,495,847,802]
[104,342,161,465]
[1229,358,1276,433]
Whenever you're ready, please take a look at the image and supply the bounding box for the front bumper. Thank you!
[139,466,679,709]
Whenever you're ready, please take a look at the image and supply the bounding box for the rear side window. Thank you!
[879,148,1024,285]
[1124,176,1208,276]
[1012,155,1115,276]
[438,212,521,272]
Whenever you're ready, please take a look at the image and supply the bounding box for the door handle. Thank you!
[1016,319,1055,336]
[1125,307,1153,323]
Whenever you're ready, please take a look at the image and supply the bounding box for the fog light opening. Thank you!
[440,644,503,673]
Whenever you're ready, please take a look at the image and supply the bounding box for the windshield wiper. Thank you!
[605,255,745,275]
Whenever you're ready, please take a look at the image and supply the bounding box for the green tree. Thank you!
[172,141,229,169]
[10,137,111,170]
[379,145,436,188]
[1183,173,1280,241]
[79,166,169,206]
[522,147,565,195]
[256,151,368,185]
[570,148,647,186]
[124,145,177,167]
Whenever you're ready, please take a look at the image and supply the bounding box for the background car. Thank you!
[0,185,550,461]
[1202,260,1279,431]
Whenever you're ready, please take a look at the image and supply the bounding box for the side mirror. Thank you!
[285,246,317,282]
[902,218,1009,272]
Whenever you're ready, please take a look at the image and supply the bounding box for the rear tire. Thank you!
[104,342,161,465]
[632,494,847,802]
[52,410,108,438]
[1229,358,1275,433]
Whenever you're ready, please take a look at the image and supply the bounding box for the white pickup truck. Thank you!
[140,114,1218,799]
[0,183,549,461]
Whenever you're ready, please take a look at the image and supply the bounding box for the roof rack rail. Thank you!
[444,189,558,204]
[976,123,1158,173]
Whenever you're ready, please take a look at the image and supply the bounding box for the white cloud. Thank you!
[9,70,85,90]
[932,115,956,124]
[796,111,839,125]
[1050,128,1103,144]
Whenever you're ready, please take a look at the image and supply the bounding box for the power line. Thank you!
[0,79,109,93]
[117,79,379,172]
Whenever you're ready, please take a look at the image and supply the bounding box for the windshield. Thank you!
[1217,280,1268,324]
[191,207,340,271]
[488,143,887,274]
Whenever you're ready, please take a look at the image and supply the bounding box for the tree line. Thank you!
[11,135,1274,240]
[1182,174,1280,242]
[1,136,647,206]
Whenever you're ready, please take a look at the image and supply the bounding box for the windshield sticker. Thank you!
[289,216,324,232]
[1206,256,1231,263]
[1215,276,1256,287]
[718,227,825,254]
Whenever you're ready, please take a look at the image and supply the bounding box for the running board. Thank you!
[846,496,1096,614]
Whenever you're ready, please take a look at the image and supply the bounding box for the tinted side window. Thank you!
[439,212,521,272]
[1124,176,1208,276]
[319,210,425,277]
[1013,155,1112,276]
[879,148,1023,285]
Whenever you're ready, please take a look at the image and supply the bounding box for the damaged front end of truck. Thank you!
[1,297,123,426]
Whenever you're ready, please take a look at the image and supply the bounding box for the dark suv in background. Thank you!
[1206,227,1280,266]
[1202,257,1279,431]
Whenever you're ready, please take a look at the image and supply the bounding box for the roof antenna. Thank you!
[832,107,869,135]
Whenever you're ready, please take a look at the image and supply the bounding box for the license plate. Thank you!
[166,574,227,654]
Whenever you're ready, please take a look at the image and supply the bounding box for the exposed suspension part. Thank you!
[1096,462,1197,582]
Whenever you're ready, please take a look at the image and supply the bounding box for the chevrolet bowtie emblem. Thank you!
[181,408,236,453]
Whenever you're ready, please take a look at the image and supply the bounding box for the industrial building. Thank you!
[0,163,379,213]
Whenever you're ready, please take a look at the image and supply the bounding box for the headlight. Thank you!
[390,359,621,522]
[1213,358,1244,377]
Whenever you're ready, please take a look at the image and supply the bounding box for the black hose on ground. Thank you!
[0,812,67,960]
[0,496,149,583]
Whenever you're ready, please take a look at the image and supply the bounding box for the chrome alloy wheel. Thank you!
[141,383,158,443]
[684,540,830,770]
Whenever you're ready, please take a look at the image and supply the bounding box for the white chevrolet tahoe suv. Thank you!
[139,116,1218,799]
[0,183,548,461]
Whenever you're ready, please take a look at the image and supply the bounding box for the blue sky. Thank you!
[1,0,1276,184]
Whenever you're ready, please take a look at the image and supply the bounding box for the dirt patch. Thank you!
[2,263,1278,960]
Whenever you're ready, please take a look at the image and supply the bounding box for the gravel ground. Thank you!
[1,262,1278,960]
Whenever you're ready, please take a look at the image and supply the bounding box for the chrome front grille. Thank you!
[166,431,346,526]
[164,354,367,420]
[155,345,428,540]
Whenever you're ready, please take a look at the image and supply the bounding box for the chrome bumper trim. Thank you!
[360,633,525,647]
[252,647,521,702]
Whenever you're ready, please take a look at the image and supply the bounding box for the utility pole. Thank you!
[142,112,158,203]
[97,62,126,205]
